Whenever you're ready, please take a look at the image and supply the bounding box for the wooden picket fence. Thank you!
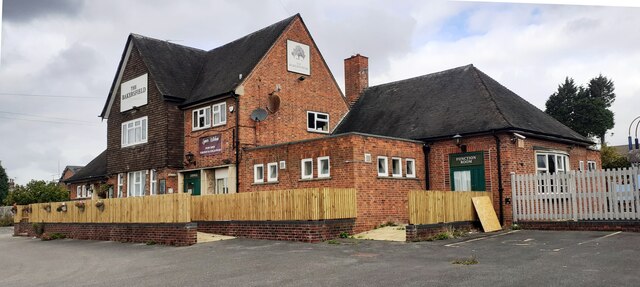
[408,190,487,224]
[191,188,357,221]
[24,193,191,224]
[512,167,640,222]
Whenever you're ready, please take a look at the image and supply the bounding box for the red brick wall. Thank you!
[344,54,368,106]
[240,133,425,232]
[196,219,355,242]
[106,46,184,176]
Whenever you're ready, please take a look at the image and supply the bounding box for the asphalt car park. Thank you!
[1,227,638,287]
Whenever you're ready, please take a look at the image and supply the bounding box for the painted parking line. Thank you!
[577,231,622,245]
[444,230,520,247]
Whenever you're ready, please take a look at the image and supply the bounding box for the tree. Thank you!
[3,180,69,206]
[600,145,631,169]
[545,75,615,145]
[0,163,8,206]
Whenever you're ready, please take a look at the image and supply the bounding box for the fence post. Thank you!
[569,170,578,221]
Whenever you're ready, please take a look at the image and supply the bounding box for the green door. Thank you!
[184,171,201,196]
[449,152,486,191]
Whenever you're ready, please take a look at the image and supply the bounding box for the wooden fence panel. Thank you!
[23,193,190,224]
[512,167,640,222]
[190,188,357,222]
[408,190,486,225]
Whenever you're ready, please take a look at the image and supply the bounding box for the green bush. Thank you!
[4,180,69,205]
[0,214,13,227]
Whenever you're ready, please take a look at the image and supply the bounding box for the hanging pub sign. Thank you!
[199,134,222,156]
[287,40,310,75]
[120,74,148,112]
[449,151,484,167]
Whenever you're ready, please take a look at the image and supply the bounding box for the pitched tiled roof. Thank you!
[101,14,297,117]
[64,150,107,184]
[334,64,593,145]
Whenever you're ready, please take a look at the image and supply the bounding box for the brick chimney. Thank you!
[344,54,368,107]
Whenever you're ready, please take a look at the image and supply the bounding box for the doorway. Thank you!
[449,151,486,191]
[184,171,201,196]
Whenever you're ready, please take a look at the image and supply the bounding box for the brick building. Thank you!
[63,150,108,200]
[88,14,599,231]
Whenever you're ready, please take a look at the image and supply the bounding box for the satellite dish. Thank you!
[250,108,268,122]
[267,94,281,113]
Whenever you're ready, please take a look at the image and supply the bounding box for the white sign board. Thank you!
[287,40,310,75]
[120,74,148,112]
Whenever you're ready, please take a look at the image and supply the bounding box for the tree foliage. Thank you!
[545,75,615,145]
[0,163,8,206]
[600,145,631,170]
[3,180,69,205]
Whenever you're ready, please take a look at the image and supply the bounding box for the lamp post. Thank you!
[628,116,640,151]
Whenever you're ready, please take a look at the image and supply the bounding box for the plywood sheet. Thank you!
[472,196,502,232]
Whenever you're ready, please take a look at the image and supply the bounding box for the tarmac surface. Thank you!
[1,226,639,286]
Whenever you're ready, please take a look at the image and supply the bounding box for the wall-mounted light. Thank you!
[298,76,306,81]
[184,152,196,165]
[452,134,462,147]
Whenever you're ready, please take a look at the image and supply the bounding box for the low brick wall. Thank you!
[196,219,356,242]
[13,221,197,246]
[13,219,31,235]
[406,221,479,242]
[517,220,640,232]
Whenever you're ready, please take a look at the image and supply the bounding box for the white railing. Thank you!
[512,167,640,222]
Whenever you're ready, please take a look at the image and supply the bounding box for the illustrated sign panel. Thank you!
[199,134,222,156]
[120,74,148,112]
[449,151,484,167]
[287,40,310,75]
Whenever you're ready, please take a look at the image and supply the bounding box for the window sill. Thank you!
[377,176,419,180]
[306,129,330,134]
[121,142,148,148]
[299,177,332,182]
[252,181,279,185]
[192,126,211,132]
[212,123,227,127]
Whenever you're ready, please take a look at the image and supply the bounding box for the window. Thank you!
[117,173,124,198]
[267,162,278,182]
[128,171,146,197]
[301,158,313,179]
[406,159,416,178]
[254,164,264,183]
[76,186,82,198]
[192,106,211,130]
[150,169,157,195]
[587,161,597,171]
[453,170,472,191]
[307,111,329,133]
[212,102,227,126]
[121,117,148,147]
[579,161,585,171]
[391,157,402,177]
[535,152,569,174]
[377,156,388,176]
[364,153,372,163]
[318,157,330,178]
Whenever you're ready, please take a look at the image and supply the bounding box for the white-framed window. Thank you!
[121,117,148,147]
[364,153,372,163]
[405,159,416,178]
[579,161,585,171]
[318,156,330,178]
[76,186,82,198]
[254,164,264,183]
[127,171,146,197]
[267,162,278,182]
[587,161,597,171]
[301,158,313,179]
[87,185,93,198]
[307,111,329,133]
[212,102,227,126]
[377,156,388,176]
[117,173,124,198]
[150,169,157,195]
[391,157,402,177]
[536,152,569,174]
[192,106,211,130]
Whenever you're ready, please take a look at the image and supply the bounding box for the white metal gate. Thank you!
[511,167,640,222]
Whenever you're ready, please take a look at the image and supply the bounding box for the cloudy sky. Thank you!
[0,0,638,184]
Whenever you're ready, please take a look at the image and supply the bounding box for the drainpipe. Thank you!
[422,144,431,190]
[493,132,504,226]
[233,93,240,193]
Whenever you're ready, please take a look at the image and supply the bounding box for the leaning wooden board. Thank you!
[472,196,502,232]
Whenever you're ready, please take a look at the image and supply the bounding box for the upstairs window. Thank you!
[318,157,330,178]
[301,158,313,179]
[377,156,388,176]
[121,117,148,147]
[192,106,211,130]
[212,102,227,126]
[307,111,329,133]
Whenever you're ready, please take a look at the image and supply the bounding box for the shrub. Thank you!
[32,222,45,236]
[0,214,13,227]
[339,232,349,238]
